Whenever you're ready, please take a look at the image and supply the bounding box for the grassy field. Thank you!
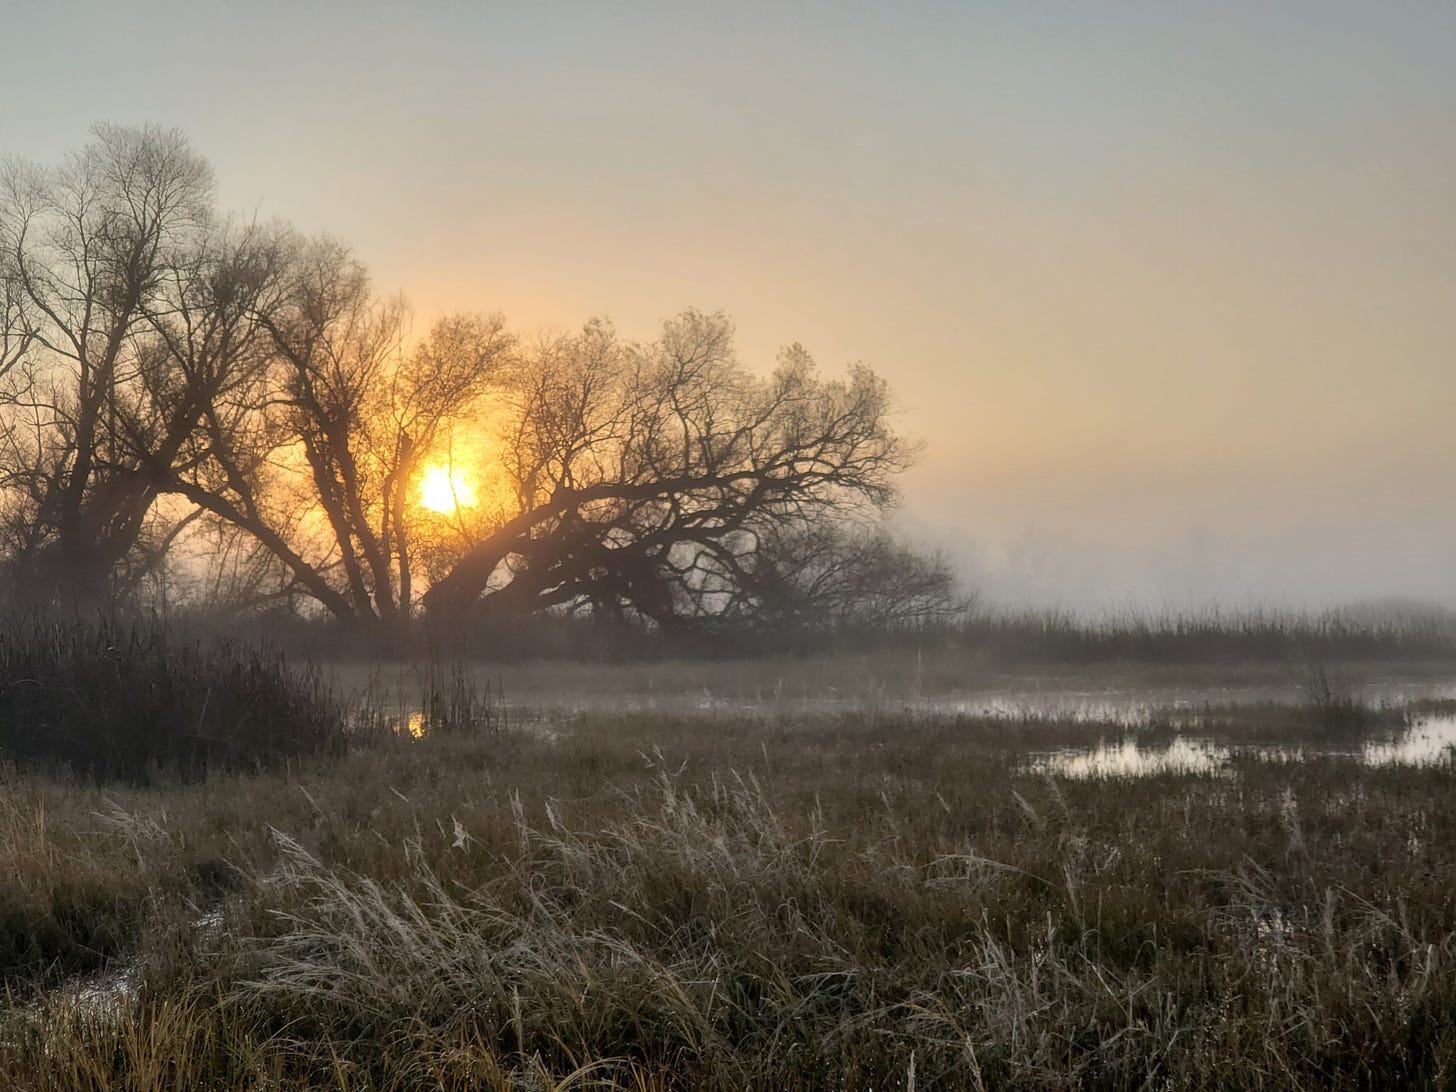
[2,658,1456,1089]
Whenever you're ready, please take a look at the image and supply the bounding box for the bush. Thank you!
[0,614,344,782]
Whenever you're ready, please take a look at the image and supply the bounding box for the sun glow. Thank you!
[418,463,478,513]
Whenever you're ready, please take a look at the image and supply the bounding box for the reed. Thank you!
[0,613,344,783]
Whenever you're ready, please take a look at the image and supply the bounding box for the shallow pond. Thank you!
[371,676,1456,781]
[1029,713,1456,779]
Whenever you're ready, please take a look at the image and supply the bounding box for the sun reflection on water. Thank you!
[393,711,427,738]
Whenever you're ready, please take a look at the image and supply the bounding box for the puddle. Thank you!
[19,907,228,1032]
[1363,715,1456,766]
[1031,714,1456,779]
[1034,736,1231,779]
[27,967,142,1026]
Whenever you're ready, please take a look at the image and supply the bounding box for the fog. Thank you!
[902,462,1456,611]
[5,2,1453,614]
[922,520,1456,614]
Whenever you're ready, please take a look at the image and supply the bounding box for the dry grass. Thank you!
[0,698,1453,1087]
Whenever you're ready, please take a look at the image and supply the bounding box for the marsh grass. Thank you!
[0,614,345,784]
[1300,661,1382,736]
[0,702,1455,1088]
[224,601,1456,670]
[415,656,504,737]
[346,654,504,740]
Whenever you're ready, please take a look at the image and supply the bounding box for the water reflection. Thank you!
[393,711,427,738]
[1364,715,1456,766]
[1031,714,1456,779]
[1037,737,1230,779]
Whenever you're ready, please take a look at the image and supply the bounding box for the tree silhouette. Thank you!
[0,125,223,602]
[166,236,512,624]
[0,128,957,633]
[421,312,918,629]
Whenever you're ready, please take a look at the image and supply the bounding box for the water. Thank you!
[20,908,227,1029]
[1034,736,1231,779]
[1030,713,1456,779]
[1363,715,1456,766]
[366,676,1456,781]
[494,679,1456,725]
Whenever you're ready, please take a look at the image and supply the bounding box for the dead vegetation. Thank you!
[1,696,1455,1088]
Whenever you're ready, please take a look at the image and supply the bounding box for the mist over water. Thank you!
[935,527,1456,613]
[904,484,1456,612]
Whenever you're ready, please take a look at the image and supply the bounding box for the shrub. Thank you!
[0,614,344,782]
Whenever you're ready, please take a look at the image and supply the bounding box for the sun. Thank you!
[418,463,478,514]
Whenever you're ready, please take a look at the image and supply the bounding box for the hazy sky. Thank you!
[6,1,1454,608]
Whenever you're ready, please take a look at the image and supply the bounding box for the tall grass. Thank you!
[2,705,1456,1087]
[0,614,344,783]
[346,653,504,740]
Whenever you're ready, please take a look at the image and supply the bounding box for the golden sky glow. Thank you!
[8,2,1454,606]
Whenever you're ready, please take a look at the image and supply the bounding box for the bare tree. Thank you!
[0,129,945,633]
[0,125,219,603]
[740,522,966,632]
[421,311,919,628]
[166,237,514,625]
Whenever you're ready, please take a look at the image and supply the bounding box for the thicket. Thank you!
[0,614,344,783]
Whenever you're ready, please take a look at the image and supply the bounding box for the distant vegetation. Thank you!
[954,601,1456,666]
[191,596,1456,668]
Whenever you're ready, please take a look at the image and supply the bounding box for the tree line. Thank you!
[0,126,962,636]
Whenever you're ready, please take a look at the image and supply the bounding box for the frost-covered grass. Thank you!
[3,699,1456,1088]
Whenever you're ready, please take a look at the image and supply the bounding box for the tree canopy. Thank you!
[0,126,962,635]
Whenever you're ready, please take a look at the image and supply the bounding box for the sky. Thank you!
[5,1,1454,610]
